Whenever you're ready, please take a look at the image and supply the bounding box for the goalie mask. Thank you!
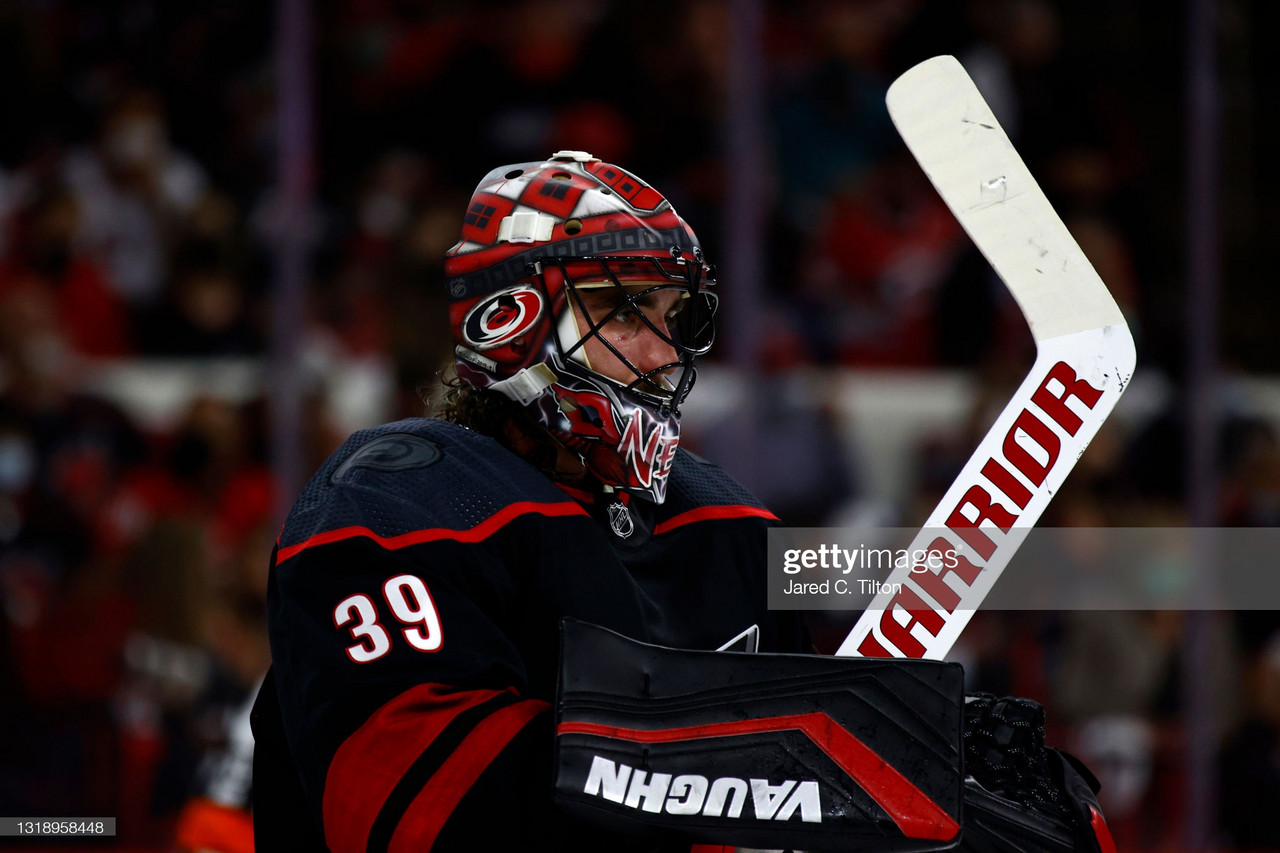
[444,151,717,504]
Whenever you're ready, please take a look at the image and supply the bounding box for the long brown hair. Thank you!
[427,370,566,475]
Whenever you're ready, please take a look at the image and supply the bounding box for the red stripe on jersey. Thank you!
[558,712,958,841]
[653,505,778,535]
[277,500,589,564]
[388,698,548,852]
[322,684,510,853]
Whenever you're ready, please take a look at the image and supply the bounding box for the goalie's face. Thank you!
[547,254,717,414]
[566,284,685,396]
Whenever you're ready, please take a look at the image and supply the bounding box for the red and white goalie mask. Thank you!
[444,151,717,504]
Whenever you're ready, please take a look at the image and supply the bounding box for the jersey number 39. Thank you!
[333,574,443,663]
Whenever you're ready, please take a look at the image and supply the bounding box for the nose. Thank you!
[630,322,679,379]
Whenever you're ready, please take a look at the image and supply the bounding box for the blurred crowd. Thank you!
[1,0,1279,850]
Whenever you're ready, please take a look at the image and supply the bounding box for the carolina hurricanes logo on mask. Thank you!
[619,408,679,489]
[462,286,544,350]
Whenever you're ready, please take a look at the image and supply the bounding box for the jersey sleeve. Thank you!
[271,537,539,850]
[258,422,654,851]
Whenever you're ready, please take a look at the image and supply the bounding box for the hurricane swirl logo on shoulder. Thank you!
[463,286,544,350]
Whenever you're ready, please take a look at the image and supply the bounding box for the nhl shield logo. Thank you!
[607,500,634,539]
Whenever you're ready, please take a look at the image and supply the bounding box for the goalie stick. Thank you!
[836,56,1136,660]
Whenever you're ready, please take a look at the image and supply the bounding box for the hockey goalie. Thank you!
[252,60,1125,852]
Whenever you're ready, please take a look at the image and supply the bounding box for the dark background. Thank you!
[0,1,1277,850]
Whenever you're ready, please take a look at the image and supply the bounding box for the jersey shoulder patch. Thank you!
[279,419,586,558]
[330,432,442,483]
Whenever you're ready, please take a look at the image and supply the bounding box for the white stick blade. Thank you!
[836,56,1136,660]
[885,55,1125,341]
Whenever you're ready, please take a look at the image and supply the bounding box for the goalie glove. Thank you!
[960,694,1117,853]
[553,618,965,852]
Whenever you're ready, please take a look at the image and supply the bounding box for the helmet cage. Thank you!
[539,248,717,418]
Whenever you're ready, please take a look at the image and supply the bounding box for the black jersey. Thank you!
[252,418,806,852]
